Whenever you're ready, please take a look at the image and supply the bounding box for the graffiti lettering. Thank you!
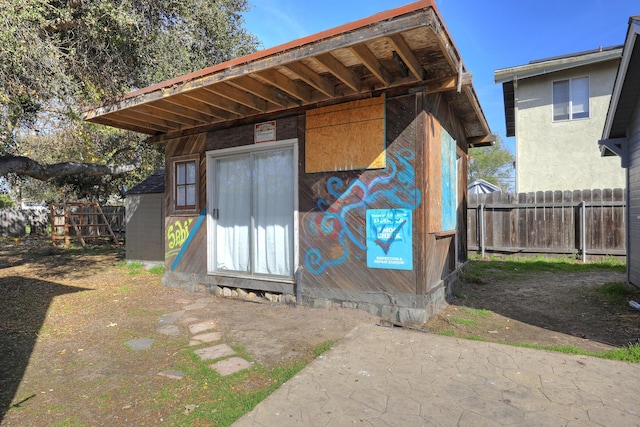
[166,218,193,257]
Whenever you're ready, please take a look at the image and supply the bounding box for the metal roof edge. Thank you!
[494,46,623,84]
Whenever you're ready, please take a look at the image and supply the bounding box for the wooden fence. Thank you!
[467,189,626,260]
[0,205,125,237]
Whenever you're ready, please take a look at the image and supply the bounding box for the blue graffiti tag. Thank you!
[303,148,421,274]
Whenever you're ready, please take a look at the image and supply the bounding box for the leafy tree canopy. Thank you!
[0,0,259,203]
[468,138,515,192]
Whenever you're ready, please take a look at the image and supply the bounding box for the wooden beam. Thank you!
[350,44,391,86]
[91,114,166,134]
[388,34,425,81]
[313,53,362,92]
[132,103,203,128]
[205,82,269,111]
[255,69,312,103]
[409,74,473,94]
[113,109,180,132]
[186,89,251,116]
[283,61,335,97]
[165,94,235,121]
[227,76,297,107]
[152,98,222,123]
[468,134,498,147]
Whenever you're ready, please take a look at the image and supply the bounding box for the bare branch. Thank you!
[0,155,141,181]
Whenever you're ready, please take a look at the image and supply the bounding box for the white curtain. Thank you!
[215,155,251,272]
[253,149,293,276]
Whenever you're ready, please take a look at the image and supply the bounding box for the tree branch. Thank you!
[0,155,141,181]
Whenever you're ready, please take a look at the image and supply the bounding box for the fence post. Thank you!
[479,203,485,258]
[580,201,587,263]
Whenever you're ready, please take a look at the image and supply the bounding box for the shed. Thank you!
[600,15,640,286]
[125,170,165,264]
[468,179,501,195]
[83,0,495,322]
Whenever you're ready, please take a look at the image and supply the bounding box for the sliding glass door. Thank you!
[209,144,295,278]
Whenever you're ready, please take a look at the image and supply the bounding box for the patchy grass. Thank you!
[154,341,335,426]
[597,282,635,304]
[449,317,477,327]
[147,265,165,275]
[502,342,640,363]
[463,255,625,283]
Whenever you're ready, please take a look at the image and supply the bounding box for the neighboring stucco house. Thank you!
[82,1,494,322]
[495,46,625,193]
[600,16,640,286]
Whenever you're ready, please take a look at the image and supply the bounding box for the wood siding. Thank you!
[628,103,640,285]
[164,133,207,273]
[125,193,164,262]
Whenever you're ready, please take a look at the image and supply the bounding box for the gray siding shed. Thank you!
[125,170,165,263]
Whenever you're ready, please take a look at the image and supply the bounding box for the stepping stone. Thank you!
[159,310,185,325]
[125,338,155,351]
[188,319,218,335]
[158,370,185,380]
[157,325,181,336]
[189,331,222,346]
[210,357,253,376]
[183,302,207,311]
[194,344,235,360]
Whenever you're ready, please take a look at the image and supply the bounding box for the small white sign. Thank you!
[254,121,276,143]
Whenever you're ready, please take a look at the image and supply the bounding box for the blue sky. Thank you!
[243,0,638,154]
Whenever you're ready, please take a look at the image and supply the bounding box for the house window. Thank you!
[553,76,589,121]
[175,160,197,210]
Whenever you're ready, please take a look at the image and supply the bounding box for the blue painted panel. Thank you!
[366,209,412,270]
[441,129,457,231]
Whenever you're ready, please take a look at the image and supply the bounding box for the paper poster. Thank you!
[366,209,412,270]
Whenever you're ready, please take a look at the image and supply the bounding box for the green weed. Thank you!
[449,317,477,327]
[147,265,165,275]
[597,282,635,304]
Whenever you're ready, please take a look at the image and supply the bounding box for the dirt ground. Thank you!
[1,237,639,425]
[423,263,640,353]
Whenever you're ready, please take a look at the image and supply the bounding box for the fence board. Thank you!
[468,188,626,260]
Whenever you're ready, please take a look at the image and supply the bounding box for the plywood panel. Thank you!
[306,96,385,172]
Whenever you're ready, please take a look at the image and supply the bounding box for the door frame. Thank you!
[205,138,299,282]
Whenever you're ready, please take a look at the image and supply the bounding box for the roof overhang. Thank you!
[600,16,640,159]
[82,0,494,146]
[495,46,623,138]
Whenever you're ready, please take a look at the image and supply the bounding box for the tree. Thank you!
[468,138,515,192]
[0,0,259,201]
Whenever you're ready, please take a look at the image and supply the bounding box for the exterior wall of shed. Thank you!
[514,60,625,192]
[161,92,469,322]
[627,97,640,286]
[125,193,165,263]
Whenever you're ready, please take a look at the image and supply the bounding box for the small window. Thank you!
[553,77,589,121]
[175,160,197,210]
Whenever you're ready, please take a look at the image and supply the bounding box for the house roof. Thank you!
[468,179,501,194]
[126,169,165,195]
[495,45,623,137]
[82,0,494,146]
[601,16,640,156]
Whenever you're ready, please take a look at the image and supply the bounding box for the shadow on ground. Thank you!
[0,276,87,423]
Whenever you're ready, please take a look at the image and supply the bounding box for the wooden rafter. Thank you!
[227,76,297,108]
[256,69,312,103]
[283,61,335,97]
[388,34,425,81]
[313,53,362,92]
[350,44,392,86]
[205,82,270,112]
